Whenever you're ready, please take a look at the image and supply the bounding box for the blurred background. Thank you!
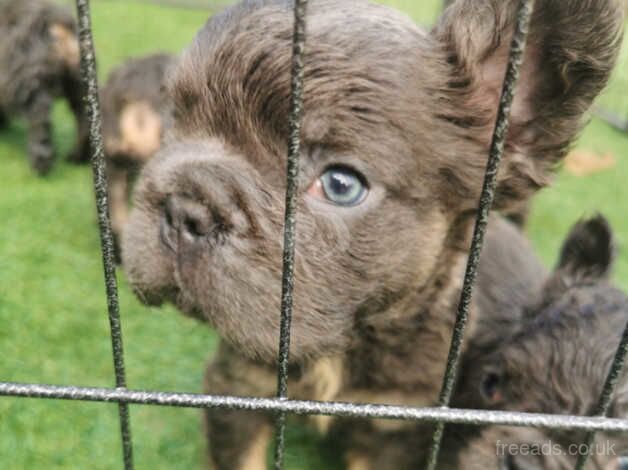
[0,0,626,468]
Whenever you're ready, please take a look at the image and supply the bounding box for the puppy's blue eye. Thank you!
[319,166,367,206]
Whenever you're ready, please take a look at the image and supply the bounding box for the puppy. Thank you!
[0,0,88,175]
[454,216,628,469]
[100,53,177,259]
[121,0,624,468]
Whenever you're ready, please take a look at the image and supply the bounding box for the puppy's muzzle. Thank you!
[161,194,219,252]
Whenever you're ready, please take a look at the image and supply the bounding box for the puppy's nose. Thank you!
[161,194,213,251]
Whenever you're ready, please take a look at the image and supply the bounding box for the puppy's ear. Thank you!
[557,214,615,279]
[432,0,624,210]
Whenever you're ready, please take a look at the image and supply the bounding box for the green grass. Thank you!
[0,1,626,468]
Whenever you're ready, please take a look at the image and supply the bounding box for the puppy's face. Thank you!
[49,22,79,70]
[122,0,623,362]
[123,1,451,361]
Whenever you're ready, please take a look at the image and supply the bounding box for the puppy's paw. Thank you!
[28,143,55,176]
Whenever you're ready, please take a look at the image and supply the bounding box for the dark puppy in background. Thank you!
[0,0,88,175]
[121,0,623,468]
[453,216,628,469]
[100,53,177,259]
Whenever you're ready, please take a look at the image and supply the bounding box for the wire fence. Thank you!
[1,0,628,469]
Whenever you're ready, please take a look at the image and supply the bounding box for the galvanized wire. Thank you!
[424,1,535,469]
[273,1,308,469]
[75,1,133,469]
[575,319,628,469]
[3,381,628,434]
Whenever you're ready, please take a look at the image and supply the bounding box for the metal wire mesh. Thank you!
[75,0,133,468]
[425,0,534,468]
[273,1,308,468]
[3,382,628,432]
[1,0,627,469]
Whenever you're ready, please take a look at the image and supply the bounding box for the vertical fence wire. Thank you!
[575,322,628,469]
[272,1,308,469]
[75,1,134,469]
[424,1,535,469]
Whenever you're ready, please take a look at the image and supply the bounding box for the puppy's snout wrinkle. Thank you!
[161,194,214,252]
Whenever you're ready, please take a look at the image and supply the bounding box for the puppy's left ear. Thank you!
[557,214,616,279]
[432,0,624,210]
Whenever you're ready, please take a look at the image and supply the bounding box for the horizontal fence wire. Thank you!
[3,382,628,433]
[575,319,628,469]
[424,1,535,469]
[273,1,308,469]
[74,0,134,468]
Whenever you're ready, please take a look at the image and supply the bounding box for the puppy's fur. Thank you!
[453,216,628,469]
[121,0,624,467]
[100,53,177,258]
[0,0,88,175]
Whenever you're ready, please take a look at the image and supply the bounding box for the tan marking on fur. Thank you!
[49,23,79,68]
[108,168,129,237]
[346,452,372,470]
[119,101,162,161]
[238,424,271,470]
[104,136,121,157]
[300,356,344,433]
[564,150,616,177]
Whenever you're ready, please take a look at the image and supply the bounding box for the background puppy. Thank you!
[100,53,177,259]
[454,215,628,469]
[121,0,624,468]
[0,0,88,175]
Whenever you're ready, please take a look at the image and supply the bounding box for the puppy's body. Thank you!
[0,0,88,174]
[452,216,628,469]
[100,53,177,257]
[122,0,623,467]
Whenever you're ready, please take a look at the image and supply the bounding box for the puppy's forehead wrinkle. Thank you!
[171,0,443,184]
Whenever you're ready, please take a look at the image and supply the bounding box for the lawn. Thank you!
[0,1,626,468]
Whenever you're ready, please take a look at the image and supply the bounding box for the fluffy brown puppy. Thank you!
[454,216,628,470]
[122,0,624,468]
[0,0,88,175]
[100,53,177,259]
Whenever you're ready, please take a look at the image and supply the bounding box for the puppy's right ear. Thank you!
[557,214,616,279]
[431,0,624,212]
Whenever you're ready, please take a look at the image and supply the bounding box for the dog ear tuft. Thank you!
[557,214,616,279]
[432,0,624,210]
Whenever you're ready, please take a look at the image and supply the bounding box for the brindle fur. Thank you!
[121,0,624,468]
[0,0,88,175]
[452,216,628,469]
[100,53,177,260]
